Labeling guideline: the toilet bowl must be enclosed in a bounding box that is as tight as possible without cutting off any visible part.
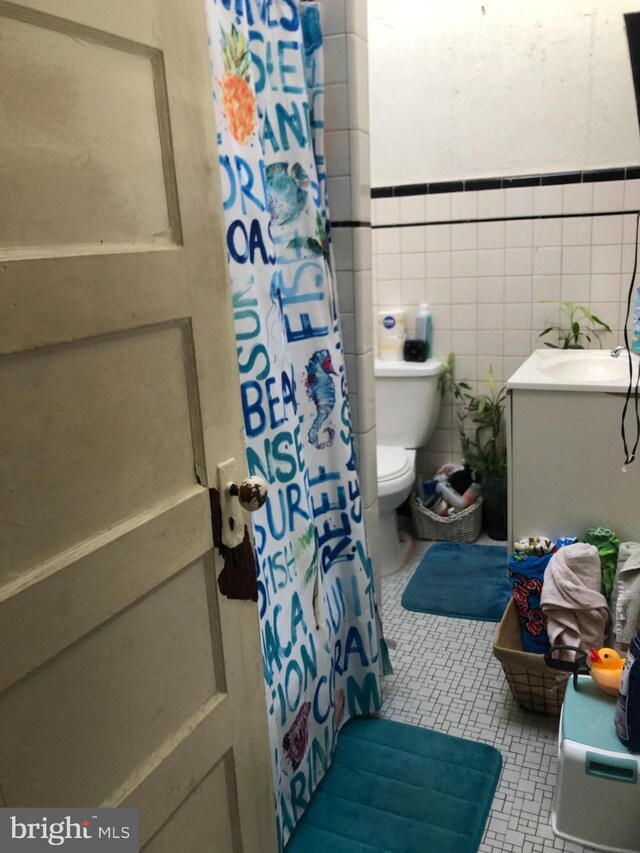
[377,445,416,573]
[374,358,441,576]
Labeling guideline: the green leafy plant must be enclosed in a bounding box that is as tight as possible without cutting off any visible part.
[438,353,507,481]
[537,301,612,349]
[437,351,459,397]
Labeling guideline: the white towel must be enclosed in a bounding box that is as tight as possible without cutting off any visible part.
[541,543,609,660]
[611,542,640,649]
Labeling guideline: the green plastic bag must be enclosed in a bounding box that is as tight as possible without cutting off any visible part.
[584,526,620,601]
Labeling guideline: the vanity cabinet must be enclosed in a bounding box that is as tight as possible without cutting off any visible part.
[507,363,640,545]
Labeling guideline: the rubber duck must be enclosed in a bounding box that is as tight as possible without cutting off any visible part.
[589,647,626,696]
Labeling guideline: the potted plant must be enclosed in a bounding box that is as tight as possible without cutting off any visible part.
[538,301,612,349]
[439,354,508,540]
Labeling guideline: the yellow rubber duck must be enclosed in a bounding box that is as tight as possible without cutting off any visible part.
[589,647,626,696]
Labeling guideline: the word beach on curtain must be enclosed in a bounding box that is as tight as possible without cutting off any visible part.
[206,0,382,847]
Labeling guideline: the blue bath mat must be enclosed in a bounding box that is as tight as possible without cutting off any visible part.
[285,717,502,853]
[401,542,510,621]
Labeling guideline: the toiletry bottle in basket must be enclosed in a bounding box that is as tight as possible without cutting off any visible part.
[435,480,466,510]
[615,626,640,752]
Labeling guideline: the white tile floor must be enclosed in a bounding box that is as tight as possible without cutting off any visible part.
[380,537,587,853]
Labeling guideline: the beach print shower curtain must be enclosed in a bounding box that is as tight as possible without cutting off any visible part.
[205,0,382,847]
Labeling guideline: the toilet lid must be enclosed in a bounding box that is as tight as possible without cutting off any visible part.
[377,445,412,483]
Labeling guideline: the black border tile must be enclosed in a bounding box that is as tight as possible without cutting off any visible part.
[502,175,541,188]
[394,183,427,197]
[428,180,463,194]
[464,178,502,191]
[626,166,640,179]
[331,221,371,229]
[371,187,393,199]
[540,172,581,186]
[586,168,625,182]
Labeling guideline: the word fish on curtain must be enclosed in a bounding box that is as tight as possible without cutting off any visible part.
[205,0,385,847]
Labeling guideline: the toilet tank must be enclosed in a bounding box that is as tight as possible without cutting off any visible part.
[374,358,441,448]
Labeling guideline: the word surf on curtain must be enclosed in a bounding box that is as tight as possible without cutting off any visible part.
[205,0,382,847]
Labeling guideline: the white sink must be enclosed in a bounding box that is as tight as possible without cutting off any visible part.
[538,351,631,383]
[508,349,640,392]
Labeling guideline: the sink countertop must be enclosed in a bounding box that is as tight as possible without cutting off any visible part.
[507,348,640,393]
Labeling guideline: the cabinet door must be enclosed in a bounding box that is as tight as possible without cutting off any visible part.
[509,389,640,541]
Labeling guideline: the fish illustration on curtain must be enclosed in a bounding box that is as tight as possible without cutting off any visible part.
[205,1,383,847]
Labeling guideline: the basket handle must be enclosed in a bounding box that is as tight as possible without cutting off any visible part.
[544,645,589,690]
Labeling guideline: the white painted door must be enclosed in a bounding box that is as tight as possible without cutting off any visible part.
[0,1,276,850]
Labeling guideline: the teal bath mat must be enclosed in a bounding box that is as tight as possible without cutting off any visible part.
[401,542,510,621]
[286,717,502,853]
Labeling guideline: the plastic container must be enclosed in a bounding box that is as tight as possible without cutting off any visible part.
[419,479,438,503]
[378,309,406,361]
[426,496,449,516]
[378,338,405,361]
[616,627,640,752]
[378,309,406,339]
[460,482,482,509]
[415,303,433,358]
[435,480,466,509]
[633,288,640,355]
[554,675,640,852]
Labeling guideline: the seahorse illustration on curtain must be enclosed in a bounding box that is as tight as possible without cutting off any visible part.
[304,349,337,449]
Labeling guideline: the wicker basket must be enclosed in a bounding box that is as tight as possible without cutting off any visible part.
[493,598,568,714]
[410,495,483,543]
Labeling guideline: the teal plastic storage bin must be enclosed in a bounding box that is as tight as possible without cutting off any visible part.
[553,676,640,852]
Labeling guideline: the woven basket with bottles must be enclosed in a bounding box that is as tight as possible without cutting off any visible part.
[410,495,483,543]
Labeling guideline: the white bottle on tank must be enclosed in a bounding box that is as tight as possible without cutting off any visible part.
[378,308,406,361]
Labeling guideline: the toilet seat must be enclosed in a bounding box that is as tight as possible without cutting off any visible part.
[377,445,412,483]
[376,446,416,508]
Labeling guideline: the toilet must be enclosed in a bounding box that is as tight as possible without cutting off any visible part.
[374,358,441,575]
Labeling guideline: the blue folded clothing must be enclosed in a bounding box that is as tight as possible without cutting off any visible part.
[508,552,553,653]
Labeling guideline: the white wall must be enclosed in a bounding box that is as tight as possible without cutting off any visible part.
[369,0,640,186]
[321,0,382,594]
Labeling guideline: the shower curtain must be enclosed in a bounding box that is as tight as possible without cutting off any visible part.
[205,0,382,847]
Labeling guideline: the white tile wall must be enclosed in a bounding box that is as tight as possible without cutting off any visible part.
[372,179,640,475]
[323,0,380,590]
[346,0,368,37]
[350,130,371,221]
[321,0,346,36]
[323,34,348,85]
[562,182,593,214]
[505,186,534,218]
[324,83,349,130]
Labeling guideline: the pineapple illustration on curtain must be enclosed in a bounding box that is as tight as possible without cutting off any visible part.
[205,0,382,847]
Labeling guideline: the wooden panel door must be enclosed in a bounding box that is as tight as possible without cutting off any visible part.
[0,1,276,850]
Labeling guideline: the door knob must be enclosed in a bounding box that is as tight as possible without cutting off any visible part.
[217,461,268,549]
[228,476,269,512]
